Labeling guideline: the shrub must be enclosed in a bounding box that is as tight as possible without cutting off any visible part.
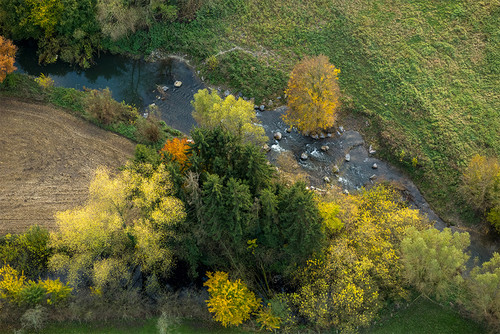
[0,265,72,307]
[487,207,500,233]
[134,144,162,166]
[462,252,500,332]
[84,88,138,125]
[18,281,46,307]
[256,304,282,331]
[157,312,181,334]
[204,271,260,327]
[34,73,54,89]
[135,104,165,144]
[460,154,500,213]
[0,225,51,278]
[0,264,25,304]
[20,305,47,332]
[39,278,73,305]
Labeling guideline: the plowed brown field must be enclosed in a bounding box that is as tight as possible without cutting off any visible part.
[0,98,135,234]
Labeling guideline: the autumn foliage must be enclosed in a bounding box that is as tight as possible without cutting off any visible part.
[283,55,340,134]
[0,36,16,83]
[160,137,191,168]
[204,271,260,327]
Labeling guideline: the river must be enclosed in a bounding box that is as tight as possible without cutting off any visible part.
[15,49,498,266]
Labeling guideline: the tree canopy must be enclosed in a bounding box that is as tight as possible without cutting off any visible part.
[283,55,341,134]
[0,35,16,83]
[192,89,268,146]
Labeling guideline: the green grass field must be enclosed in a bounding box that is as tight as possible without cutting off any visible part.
[367,298,485,334]
[118,0,499,225]
[38,318,251,334]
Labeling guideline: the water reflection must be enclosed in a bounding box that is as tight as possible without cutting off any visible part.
[15,45,204,134]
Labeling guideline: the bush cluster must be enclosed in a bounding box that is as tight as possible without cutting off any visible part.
[0,265,72,307]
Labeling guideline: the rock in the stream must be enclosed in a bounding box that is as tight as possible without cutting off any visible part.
[274,132,282,140]
[343,189,349,195]
[323,176,331,183]
[311,134,319,140]
[321,145,329,152]
[345,153,351,162]
[319,132,326,139]
[174,80,182,87]
[162,86,169,92]
[224,90,230,97]
[286,127,292,133]
[327,133,332,138]
[372,163,378,169]
[332,165,340,173]
[259,105,265,111]
[263,144,271,152]
[369,174,377,181]
[369,145,376,154]
[339,126,344,133]
[300,152,308,160]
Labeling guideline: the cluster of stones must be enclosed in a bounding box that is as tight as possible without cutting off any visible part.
[155,81,183,100]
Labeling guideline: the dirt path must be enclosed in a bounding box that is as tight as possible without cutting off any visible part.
[0,98,135,234]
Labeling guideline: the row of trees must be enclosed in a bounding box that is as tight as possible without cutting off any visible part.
[192,54,342,138]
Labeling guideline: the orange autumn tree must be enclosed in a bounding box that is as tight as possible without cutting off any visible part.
[0,36,17,83]
[160,137,191,169]
[283,55,340,135]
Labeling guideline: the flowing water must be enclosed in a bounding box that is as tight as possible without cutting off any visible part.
[15,49,498,265]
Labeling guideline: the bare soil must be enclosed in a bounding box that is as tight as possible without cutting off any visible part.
[0,98,135,235]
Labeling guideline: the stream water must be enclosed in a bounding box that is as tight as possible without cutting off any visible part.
[15,46,203,134]
[15,50,498,265]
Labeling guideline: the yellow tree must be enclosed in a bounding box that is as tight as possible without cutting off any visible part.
[0,36,16,83]
[49,164,186,292]
[283,55,341,134]
[290,185,429,331]
[192,89,268,146]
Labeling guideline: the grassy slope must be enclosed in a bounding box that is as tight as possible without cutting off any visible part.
[120,0,499,224]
